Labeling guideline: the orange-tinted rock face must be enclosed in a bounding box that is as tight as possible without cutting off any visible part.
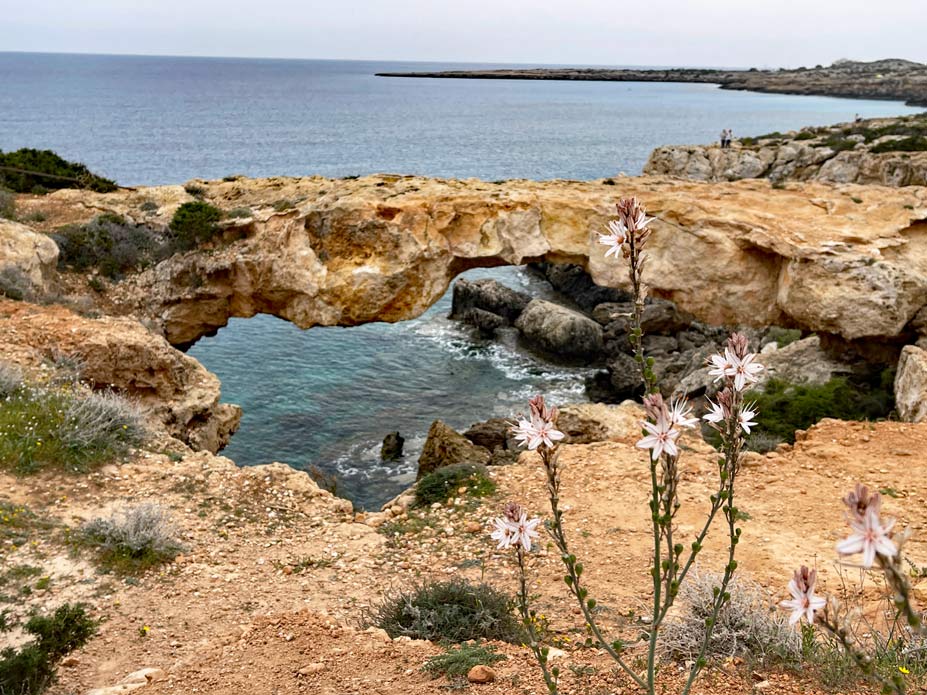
[21,174,927,344]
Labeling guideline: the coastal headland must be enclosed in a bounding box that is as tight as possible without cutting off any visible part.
[377,58,927,107]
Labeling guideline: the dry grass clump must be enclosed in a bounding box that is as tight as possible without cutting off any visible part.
[659,571,801,666]
[80,503,185,574]
[0,365,147,474]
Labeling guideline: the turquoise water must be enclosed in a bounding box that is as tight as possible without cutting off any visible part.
[1,53,921,508]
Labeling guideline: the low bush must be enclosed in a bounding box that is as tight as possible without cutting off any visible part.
[818,134,858,153]
[227,207,252,219]
[0,376,147,474]
[80,504,185,574]
[794,131,818,141]
[0,149,116,194]
[870,136,927,153]
[183,183,206,198]
[660,571,801,666]
[764,327,802,348]
[53,213,169,279]
[750,376,893,445]
[422,642,506,681]
[0,188,15,219]
[0,266,32,301]
[169,201,223,251]
[415,463,496,507]
[0,603,97,695]
[364,578,522,643]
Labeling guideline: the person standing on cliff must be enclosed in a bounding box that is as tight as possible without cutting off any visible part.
[726,128,734,147]
[720,129,727,148]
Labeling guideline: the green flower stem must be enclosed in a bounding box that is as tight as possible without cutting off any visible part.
[515,546,560,695]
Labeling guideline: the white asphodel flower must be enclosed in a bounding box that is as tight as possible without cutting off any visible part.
[511,511,541,552]
[636,416,680,460]
[490,516,516,550]
[702,399,726,424]
[707,352,733,383]
[738,406,758,434]
[511,414,565,451]
[597,220,629,259]
[780,566,826,625]
[728,350,764,391]
[836,506,898,568]
[668,398,699,429]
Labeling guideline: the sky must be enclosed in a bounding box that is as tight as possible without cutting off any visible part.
[3,0,926,68]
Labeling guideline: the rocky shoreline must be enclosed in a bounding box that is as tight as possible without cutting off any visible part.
[377,59,927,107]
[645,112,927,186]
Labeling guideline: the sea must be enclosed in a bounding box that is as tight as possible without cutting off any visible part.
[1,53,920,508]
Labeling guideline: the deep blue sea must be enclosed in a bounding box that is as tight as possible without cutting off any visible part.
[1,53,920,507]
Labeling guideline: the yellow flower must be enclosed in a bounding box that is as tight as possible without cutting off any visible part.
[899,666,910,675]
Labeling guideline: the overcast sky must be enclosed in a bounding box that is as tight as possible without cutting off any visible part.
[4,0,925,68]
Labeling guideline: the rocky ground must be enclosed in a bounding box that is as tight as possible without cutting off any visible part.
[377,59,927,107]
[2,169,927,694]
[1,407,925,695]
[645,113,927,186]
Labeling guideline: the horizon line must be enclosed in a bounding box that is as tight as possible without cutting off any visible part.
[0,49,774,72]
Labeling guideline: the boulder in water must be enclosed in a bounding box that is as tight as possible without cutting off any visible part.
[381,431,404,461]
[515,299,604,359]
[459,307,506,335]
[451,278,530,323]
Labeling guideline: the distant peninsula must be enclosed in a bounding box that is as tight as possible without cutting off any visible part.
[377,59,927,107]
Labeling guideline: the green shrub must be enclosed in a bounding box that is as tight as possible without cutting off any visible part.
[415,463,496,507]
[817,135,858,152]
[0,149,116,194]
[183,183,206,198]
[794,131,817,141]
[0,603,97,695]
[764,327,802,348]
[0,188,15,219]
[365,578,522,643]
[52,214,168,279]
[870,136,927,153]
[271,199,294,212]
[423,642,506,680]
[80,504,185,574]
[169,201,223,251]
[0,379,147,474]
[138,200,159,213]
[227,207,252,219]
[750,376,893,445]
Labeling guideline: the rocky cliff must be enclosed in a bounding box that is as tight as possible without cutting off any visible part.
[644,113,927,186]
[0,299,241,452]
[13,173,927,345]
